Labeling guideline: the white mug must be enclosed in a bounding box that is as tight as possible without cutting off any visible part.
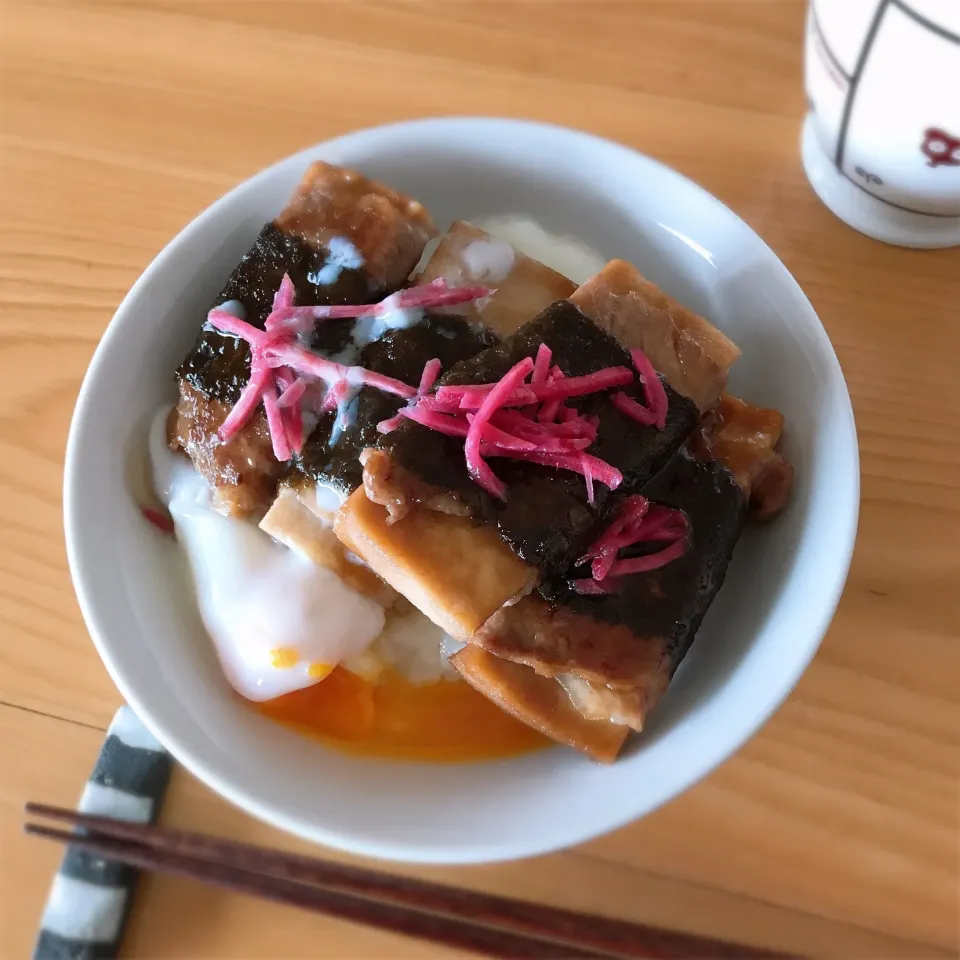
[802,0,960,248]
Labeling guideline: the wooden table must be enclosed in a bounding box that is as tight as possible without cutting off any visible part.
[1,2,957,957]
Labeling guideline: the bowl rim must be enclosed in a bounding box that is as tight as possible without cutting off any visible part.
[64,116,860,863]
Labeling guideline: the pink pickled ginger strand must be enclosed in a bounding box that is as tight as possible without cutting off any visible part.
[484,447,622,491]
[630,347,668,423]
[217,365,269,441]
[206,276,492,459]
[265,342,416,399]
[206,311,269,346]
[380,342,626,498]
[401,406,469,437]
[437,366,634,411]
[572,495,688,592]
[464,357,535,499]
[417,358,442,395]
[522,344,553,415]
[284,400,303,455]
[267,279,495,336]
[216,273,303,455]
[272,368,304,455]
[260,380,291,462]
[276,376,307,410]
[633,507,688,542]
[536,366,566,424]
[568,541,687,595]
[531,343,552,385]
[415,395,462,415]
[482,410,594,453]
[270,273,296,319]
[611,391,660,426]
[467,414,538,452]
[493,410,597,443]
[611,348,668,430]
[320,379,350,414]
[605,538,687,577]
[377,357,444,434]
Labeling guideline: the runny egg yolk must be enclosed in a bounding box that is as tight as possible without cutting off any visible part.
[254,667,549,762]
[269,647,299,669]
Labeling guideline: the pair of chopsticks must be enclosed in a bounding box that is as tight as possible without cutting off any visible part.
[26,802,797,959]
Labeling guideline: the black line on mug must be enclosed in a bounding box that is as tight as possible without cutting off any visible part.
[834,0,891,171]
[891,0,960,45]
[810,2,851,81]
[840,168,960,219]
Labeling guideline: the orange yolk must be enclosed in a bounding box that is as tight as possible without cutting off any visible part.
[253,666,549,762]
[269,646,299,669]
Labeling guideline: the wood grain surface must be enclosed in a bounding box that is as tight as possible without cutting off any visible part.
[1,1,957,957]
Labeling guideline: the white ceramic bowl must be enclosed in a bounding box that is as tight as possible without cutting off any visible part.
[65,118,859,864]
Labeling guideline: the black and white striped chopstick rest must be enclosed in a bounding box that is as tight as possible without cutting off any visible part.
[34,706,173,960]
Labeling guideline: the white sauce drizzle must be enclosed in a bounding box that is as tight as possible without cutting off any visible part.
[307,236,364,286]
[331,306,425,365]
[460,238,515,283]
[327,365,368,446]
[315,480,347,522]
[325,307,425,443]
[215,299,246,319]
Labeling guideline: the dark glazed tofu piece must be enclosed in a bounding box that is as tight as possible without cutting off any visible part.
[171,162,436,517]
[473,453,745,730]
[375,300,700,576]
[294,314,499,499]
[258,314,497,600]
[177,223,381,407]
[259,221,584,578]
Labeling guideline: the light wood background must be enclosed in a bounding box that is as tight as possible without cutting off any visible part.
[1,1,958,957]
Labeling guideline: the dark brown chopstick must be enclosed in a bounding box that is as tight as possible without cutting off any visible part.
[27,822,585,959]
[25,802,798,960]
